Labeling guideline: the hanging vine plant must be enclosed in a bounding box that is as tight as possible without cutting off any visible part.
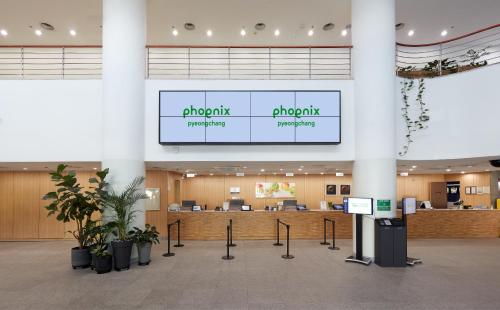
[399,77,430,156]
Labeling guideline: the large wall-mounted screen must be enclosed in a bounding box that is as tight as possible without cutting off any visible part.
[159,90,341,145]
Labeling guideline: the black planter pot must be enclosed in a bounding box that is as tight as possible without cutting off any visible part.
[94,255,113,274]
[71,247,91,269]
[111,240,133,271]
[89,245,96,270]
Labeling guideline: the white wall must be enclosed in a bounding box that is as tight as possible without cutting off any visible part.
[145,80,355,162]
[396,64,500,160]
[0,80,102,162]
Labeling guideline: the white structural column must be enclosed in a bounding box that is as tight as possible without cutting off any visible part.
[352,0,397,257]
[102,0,146,232]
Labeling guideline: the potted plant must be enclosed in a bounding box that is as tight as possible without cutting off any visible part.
[43,164,108,269]
[89,222,114,274]
[103,176,148,271]
[129,224,160,266]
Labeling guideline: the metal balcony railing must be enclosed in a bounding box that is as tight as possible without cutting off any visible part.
[396,24,500,79]
[0,45,352,80]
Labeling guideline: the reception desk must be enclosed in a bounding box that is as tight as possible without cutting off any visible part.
[165,209,500,240]
[167,210,352,240]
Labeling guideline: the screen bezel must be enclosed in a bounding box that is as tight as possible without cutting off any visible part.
[158,90,342,145]
[346,197,374,215]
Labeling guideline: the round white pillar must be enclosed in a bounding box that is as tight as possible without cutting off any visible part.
[352,0,397,257]
[102,0,146,233]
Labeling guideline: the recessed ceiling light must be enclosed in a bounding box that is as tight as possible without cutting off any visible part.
[485,169,490,172]
[441,29,448,36]
[308,28,314,36]
[400,172,409,177]
[273,172,277,175]
[320,172,324,175]
[93,167,97,170]
[209,173,214,176]
[260,168,265,172]
[460,171,465,174]
[35,29,42,36]
[274,29,280,36]
[240,28,246,36]
[341,29,348,36]
[172,27,178,36]
[446,168,452,172]
[408,30,415,37]
[255,23,266,31]
[243,166,247,169]
[304,172,309,175]
[322,23,335,31]
[0,29,8,36]
[23,167,28,170]
[412,165,417,169]
[298,168,303,171]
[69,29,76,36]
[184,22,195,31]
[206,29,213,37]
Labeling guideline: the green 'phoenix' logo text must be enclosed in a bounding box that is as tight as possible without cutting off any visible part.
[272,105,320,118]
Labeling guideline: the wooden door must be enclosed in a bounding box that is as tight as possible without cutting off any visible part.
[430,182,447,209]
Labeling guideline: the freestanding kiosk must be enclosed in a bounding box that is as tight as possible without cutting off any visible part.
[345,197,374,266]
[402,197,423,266]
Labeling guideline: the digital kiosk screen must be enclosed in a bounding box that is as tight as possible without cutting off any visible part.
[345,198,373,215]
[403,197,417,215]
[159,91,341,144]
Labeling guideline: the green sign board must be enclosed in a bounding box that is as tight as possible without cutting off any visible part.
[377,199,391,212]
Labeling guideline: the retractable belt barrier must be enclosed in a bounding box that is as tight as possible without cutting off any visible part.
[320,218,340,251]
[273,219,294,259]
[163,219,183,257]
[222,220,235,260]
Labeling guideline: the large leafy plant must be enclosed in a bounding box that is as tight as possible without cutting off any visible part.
[129,224,160,245]
[88,221,115,257]
[103,176,148,241]
[43,164,109,249]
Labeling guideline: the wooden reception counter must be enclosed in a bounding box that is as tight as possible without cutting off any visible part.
[167,210,352,240]
[166,209,500,240]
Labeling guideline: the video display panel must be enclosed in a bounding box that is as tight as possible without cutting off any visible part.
[159,90,341,144]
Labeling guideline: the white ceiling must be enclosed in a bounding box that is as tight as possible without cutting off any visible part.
[1,158,498,175]
[0,0,499,45]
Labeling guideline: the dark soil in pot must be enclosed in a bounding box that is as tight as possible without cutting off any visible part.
[71,247,91,269]
[111,240,133,271]
[94,255,113,274]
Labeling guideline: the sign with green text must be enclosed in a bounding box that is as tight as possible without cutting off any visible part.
[377,199,391,212]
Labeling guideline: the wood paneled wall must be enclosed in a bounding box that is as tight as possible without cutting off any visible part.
[445,172,491,207]
[397,174,445,201]
[181,174,353,210]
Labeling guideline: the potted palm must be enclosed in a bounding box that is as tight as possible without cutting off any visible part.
[43,164,108,269]
[103,176,148,271]
[129,224,160,266]
[89,222,114,274]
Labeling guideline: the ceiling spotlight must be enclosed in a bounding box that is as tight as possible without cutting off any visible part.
[320,172,324,175]
[40,22,55,31]
[35,29,42,36]
[341,29,348,36]
[172,27,178,36]
[0,29,8,36]
[260,168,265,172]
[400,172,409,177]
[304,172,309,175]
[274,29,280,36]
[23,167,28,170]
[441,29,448,37]
[485,169,490,172]
[209,173,214,176]
[446,168,452,172]
[69,29,76,36]
[206,29,213,37]
[240,28,246,36]
[93,167,97,170]
[308,28,314,36]
[412,165,417,169]
[408,30,415,37]
[298,168,303,171]
[273,172,277,175]
[460,171,465,174]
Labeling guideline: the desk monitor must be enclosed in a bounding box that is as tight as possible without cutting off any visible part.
[192,205,202,211]
[345,197,373,215]
[403,197,417,215]
[182,200,196,208]
[283,200,297,207]
[241,205,252,211]
[229,199,244,211]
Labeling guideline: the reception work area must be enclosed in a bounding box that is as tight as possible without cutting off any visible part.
[1,0,500,309]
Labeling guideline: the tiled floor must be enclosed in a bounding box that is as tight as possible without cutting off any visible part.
[1,239,500,309]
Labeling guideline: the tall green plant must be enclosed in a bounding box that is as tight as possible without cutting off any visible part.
[103,176,148,241]
[43,164,109,249]
[88,221,115,257]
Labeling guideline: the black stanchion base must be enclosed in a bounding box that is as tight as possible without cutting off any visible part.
[162,252,175,257]
[222,255,235,260]
[281,254,294,259]
[407,257,423,266]
[173,244,184,247]
[228,243,237,247]
[273,242,283,246]
[320,242,330,245]
[345,255,371,265]
[328,246,340,251]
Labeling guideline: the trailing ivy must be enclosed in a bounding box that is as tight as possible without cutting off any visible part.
[399,78,429,156]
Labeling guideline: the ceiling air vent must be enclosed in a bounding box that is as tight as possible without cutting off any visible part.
[255,23,266,31]
[40,22,55,31]
[184,23,195,31]
[322,23,335,31]
[395,23,405,30]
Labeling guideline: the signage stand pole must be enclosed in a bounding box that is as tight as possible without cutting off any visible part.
[345,214,372,265]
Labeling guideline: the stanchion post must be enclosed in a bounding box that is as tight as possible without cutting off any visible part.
[222,225,235,260]
[173,219,184,247]
[162,223,175,257]
[328,220,340,251]
[273,219,283,246]
[320,218,330,245]
[228,219,236,247]
[281,224,294,259]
